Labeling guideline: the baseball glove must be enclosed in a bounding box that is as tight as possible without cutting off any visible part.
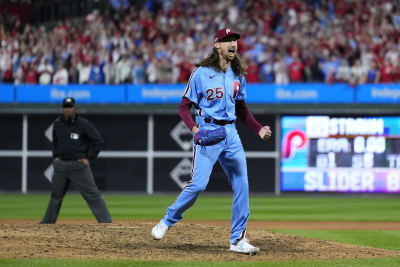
[194,127,226,146]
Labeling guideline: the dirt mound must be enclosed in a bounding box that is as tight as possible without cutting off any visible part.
[0,221,399,261]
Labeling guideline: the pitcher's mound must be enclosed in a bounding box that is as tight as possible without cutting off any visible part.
[1,222,399,261]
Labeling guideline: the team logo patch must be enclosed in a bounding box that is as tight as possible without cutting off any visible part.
[70,133,79,140]
[226,29,230,34]
[233,80,240,99]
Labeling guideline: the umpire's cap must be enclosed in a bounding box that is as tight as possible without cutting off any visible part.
[62,97,76,108]
[214,28,240,43]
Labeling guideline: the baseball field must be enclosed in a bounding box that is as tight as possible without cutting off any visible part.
[1,194,400,266]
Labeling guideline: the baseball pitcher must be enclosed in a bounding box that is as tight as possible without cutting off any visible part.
[152,28,271,254]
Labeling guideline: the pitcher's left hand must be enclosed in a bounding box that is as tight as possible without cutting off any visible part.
[259,126,272,140]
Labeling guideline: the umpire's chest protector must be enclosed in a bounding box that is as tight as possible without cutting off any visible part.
[184,66,247,121]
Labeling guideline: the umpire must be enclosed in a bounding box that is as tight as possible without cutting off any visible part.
[41,97,112,224]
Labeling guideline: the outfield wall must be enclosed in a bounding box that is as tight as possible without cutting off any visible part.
[0,113,277,194]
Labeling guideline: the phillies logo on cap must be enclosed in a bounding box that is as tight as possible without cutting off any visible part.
[214,28,241,43]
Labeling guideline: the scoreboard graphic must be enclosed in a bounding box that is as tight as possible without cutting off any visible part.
[281,116,400,193]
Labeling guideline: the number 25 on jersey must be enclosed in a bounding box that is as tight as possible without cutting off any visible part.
[206,87,223,100]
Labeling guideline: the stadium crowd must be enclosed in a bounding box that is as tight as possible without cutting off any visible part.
[0,0,400,85]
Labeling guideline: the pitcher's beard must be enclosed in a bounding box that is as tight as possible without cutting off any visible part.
[224,53,235,62]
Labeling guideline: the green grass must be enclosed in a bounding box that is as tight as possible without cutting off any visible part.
[275,229,400,251]
[0,193,400,266]
[0,194,399,221]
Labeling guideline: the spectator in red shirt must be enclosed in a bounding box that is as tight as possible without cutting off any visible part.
[245,58,259,83]
[380,58,394,83]
[3,64,14,83]
[288,53,304,82]
[177,58,192,83]
[25,62,38,84]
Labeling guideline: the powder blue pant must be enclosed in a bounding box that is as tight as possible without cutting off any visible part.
[163,123,249,244]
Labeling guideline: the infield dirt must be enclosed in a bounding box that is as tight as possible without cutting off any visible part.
[1,220,400,261]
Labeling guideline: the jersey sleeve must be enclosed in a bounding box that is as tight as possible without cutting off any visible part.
[235,100,262,135]
[178,97,196,131]
[182,68,201,105]
[236,75,247,100]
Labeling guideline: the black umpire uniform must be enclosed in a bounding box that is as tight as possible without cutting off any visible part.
[41,97,112,224]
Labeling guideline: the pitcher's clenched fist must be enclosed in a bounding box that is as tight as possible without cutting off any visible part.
[259,126,272,140]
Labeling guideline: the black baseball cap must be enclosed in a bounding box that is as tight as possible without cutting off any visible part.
[62,97,76,108]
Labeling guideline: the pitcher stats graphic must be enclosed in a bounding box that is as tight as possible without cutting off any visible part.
[280,116,400,193]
